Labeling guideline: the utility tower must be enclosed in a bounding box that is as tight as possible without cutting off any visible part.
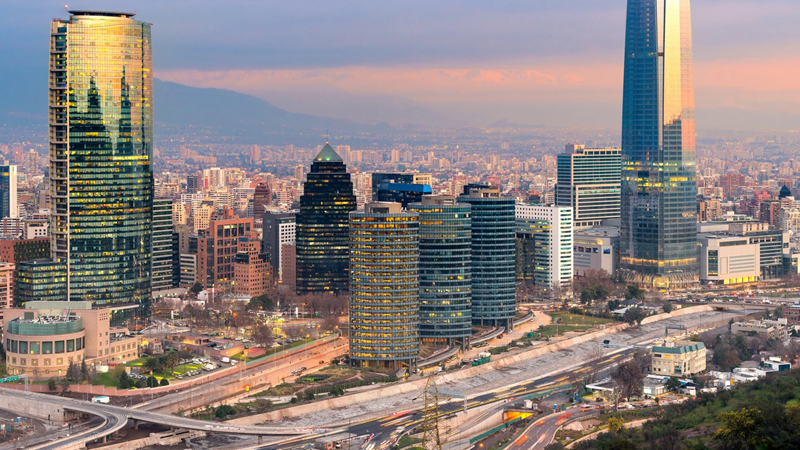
[421,375,449,450]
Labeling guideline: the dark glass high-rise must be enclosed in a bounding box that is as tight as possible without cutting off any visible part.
[296,144,357,294]
[620,0,697,288]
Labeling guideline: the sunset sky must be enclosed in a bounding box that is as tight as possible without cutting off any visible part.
[3,0,799,129]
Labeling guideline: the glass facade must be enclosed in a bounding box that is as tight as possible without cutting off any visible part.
[16,260,68,305]
[49,11,153,309]
[0,165,18,219]
[377,182,432,208]
[296,144,357,294]
[152,199,174,292]
[459,187,516,329]
[556,147,621,228]
[349,205,419,369]
[409,197,472,345]
[620,0,697,288]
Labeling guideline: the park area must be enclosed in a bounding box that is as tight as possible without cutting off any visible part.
[536,312,614,339]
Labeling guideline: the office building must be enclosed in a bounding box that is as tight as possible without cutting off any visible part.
[459,186,516,329]
[180,254,197,287]
[619,0,698,288]
[296,144,357,294]
[516,205,574,295]
[250,145,261,163]
[233,237,271,298]
[197,215,253,290]
[556,145,620,228]
[0,165,18,219]
[783,301,800,326]
[49,11,153,314]
[4,301,142,378]
[370,173,432,199]
[377,182,432,208]
[253,182,272,217]
[349,203,419,370]
[409,195,472,347]
[731,320,788,341]
[0,263,13,322]
[152,199,174,292]
[574,227,619,277]
[698,222,788,285]
[651,341,706,377]
[16,259,68,305]
[262,211,296,282]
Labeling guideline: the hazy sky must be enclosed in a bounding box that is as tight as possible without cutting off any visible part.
[3,0,800,128]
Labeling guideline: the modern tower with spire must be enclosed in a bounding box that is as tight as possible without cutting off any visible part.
[619,0,698,289]
[46,10,153,319]
[296,143,357,294]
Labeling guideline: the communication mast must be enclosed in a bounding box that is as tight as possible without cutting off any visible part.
[421,375,449,450]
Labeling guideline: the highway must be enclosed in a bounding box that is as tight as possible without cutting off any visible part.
[256,350,635,450]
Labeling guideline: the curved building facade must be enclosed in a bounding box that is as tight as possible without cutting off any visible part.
[459,186,516,329]
[5,315,86,378]
[296,144,357,294]
[409,195,472,347]
[349,203,419,370]
[49,11,153,313]
[619,0,698,288]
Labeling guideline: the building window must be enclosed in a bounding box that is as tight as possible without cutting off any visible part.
[43,342,53,354]
[20,359,25,366]
[19,342,28,354]
[76,338,82,351]
[55,341,64,353]
[44,359,50,366]
[56,358,63,365]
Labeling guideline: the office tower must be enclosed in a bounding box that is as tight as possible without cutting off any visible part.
[0,166,18,219]
[253,182,272,216]
[620,0,697,288]
[233,236,271,297]
[409,195,472,348]
[376,181,432,208]
[197,216,253,289]
[516,205,574,295]
[459,186,516,330]
[370,173,431,199]
[186,174,200,194]
[556,145,621,228]
[250,145,261,163]
[262,211,296,282]
[349,203,419,370]
[296,144,357,294]
[152,199,174,292]
[49,11,153,312]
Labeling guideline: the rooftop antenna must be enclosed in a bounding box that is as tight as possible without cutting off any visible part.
[64,4,68,11]
[325,130,329,144]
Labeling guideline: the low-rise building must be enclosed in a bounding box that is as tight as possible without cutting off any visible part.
[651,341,706,377]
[731,319,788,341]
[784,300,800,326]
[3,301,141,379]
[573,226,619,277]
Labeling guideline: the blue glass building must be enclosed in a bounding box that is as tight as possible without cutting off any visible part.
[376,182,432,208]
[459,186,516,330]
[620,0,698,288]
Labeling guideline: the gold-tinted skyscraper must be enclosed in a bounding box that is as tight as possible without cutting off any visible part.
[620,0,697,288]
[49,11,153,311]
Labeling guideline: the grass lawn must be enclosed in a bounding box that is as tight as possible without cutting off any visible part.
[397,435,422,449]
[92,361,204,387]
[550,312,613,326]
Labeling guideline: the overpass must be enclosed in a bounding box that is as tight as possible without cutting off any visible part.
[1,390,307,449]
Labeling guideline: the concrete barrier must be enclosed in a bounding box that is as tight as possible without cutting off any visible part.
[105,429,205,450]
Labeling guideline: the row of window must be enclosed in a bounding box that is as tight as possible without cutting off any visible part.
[7,337,83,355]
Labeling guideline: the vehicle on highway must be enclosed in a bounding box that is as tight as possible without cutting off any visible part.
[91,396,109,404]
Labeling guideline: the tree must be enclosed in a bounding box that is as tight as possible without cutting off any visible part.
[58,377,70,397]
[665,377,681,391]
[118,371,132,389]
[662,302,673,314]
[607,299,622,311]
[163,351,180,375]
[248,294,274,311]
[215,404,237,418]
[608,417,625,434]
[80,359,89,384]
[190,282,204,295]
[47,378,57,392]
[159,378,170,387]
[322,314,340,333]
[143,356,162,375]
[254,398,273,413]
[252,323,274,348]
[714,408,762,446]
[613,360,643,401]
[623,307,647,326]
[66,361,82,383]
[146,376,159,388]
[624,285,645,301]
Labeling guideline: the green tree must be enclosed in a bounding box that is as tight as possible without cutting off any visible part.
[146,376,159,388]
[247,294,274,311]
[190,282,204,295]
[159,378,170,387]
[665,377,681,391]
[623,307,647,326]
[714,408,761,446]
[613,360,643,401]
[143,356,162,375]
[624,285,645,301]
[163,351,180,375]
[80,359,89,383]
[58,377,70,396]
[608,417,625,434]
[662,302,673,313]
[215,404,237,418]
[47,378,57,392]
[118,371,132,389]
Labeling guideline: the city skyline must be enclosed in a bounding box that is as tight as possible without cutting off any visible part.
[1,1,799,131]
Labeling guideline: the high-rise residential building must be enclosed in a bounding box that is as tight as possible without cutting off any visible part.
[49,11,153,316]
[186,174,200,194]
[349,202,419,370]
[152,199,174,292]
[377,182,432,208]
[556,145,621,228]
[25,150,40,178]
[619,0,697,288]
[0,166,18,219]
[250,145,261,163]
[459,186,516,329]
[296,144,357,294]
[172,202,187,226]
[194,202,215,233]
[253,182,272,217]
[517,205,575,295]
[262,211,296,282]
[197,216,253,290]
[233,236,271,297]
[409,195,472,348]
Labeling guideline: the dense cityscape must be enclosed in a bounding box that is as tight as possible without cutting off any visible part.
[0,2,799,450]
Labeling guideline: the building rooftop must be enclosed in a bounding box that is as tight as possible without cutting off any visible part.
[68,10,136,18]
[313,143,343,163]
[653,342,705,354]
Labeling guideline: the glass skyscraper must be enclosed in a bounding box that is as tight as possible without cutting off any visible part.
[459,186,516,330]
[49,11,153,311]
[556,145,621,229]
[349,203,419,370]
[0,165,18,220]
[620,0,697,288]
[409,195,472,348]
[296,144,357,294]
[152,199,174,292]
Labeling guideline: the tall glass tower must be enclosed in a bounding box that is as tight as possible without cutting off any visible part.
[620,0,697,289]
[296,144,357,294]
[49,11,153,311]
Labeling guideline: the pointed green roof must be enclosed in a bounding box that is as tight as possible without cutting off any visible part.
[314,143,343,163]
